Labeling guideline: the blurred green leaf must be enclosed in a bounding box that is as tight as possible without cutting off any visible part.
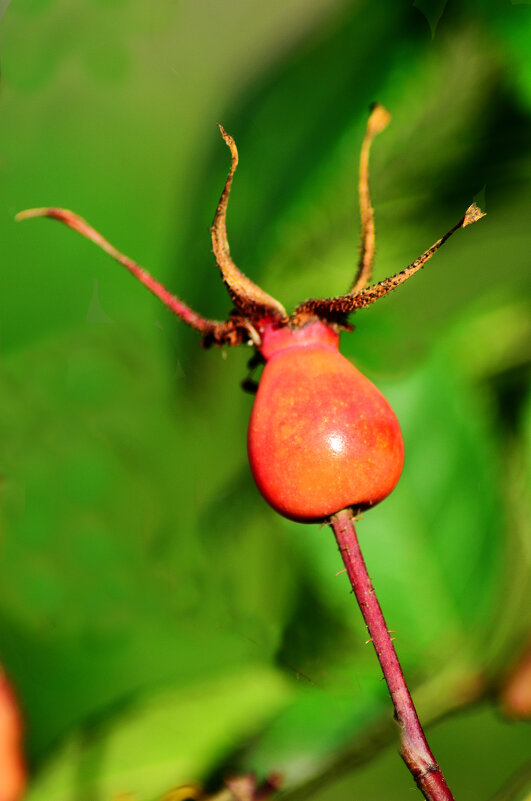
[0,327,282,762]
[486,3,531,110]
[25,665,291,801]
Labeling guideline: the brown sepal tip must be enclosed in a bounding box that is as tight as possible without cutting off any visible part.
[367,103,391,136]
[462,202,486,227]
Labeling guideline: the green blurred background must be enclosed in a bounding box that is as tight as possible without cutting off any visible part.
[0,1,530,799]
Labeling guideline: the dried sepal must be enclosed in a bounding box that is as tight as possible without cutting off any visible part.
[351,102,391,293]
[294,203,486,323]
[15,208,219,332]
[17,110,487,348]
[15,207,254,347]
[211,126,287,321]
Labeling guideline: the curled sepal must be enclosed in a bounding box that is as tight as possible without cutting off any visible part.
[15,207,254,347]
[294,203,486,323]
[211,126,287,321]
[352,102,391,293]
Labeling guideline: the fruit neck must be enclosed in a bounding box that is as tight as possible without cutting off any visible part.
[257,318,340,361]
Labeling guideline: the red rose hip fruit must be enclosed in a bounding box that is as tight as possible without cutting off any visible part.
[248,319,404,522]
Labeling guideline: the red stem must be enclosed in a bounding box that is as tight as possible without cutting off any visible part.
[330,508,455,801]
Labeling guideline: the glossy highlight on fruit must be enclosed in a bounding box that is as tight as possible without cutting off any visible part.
[248,320,404,522]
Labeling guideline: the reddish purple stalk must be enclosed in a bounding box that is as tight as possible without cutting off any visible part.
[331,508,455,801]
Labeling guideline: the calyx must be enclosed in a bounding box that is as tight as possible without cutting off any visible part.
[17,105,485,349]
